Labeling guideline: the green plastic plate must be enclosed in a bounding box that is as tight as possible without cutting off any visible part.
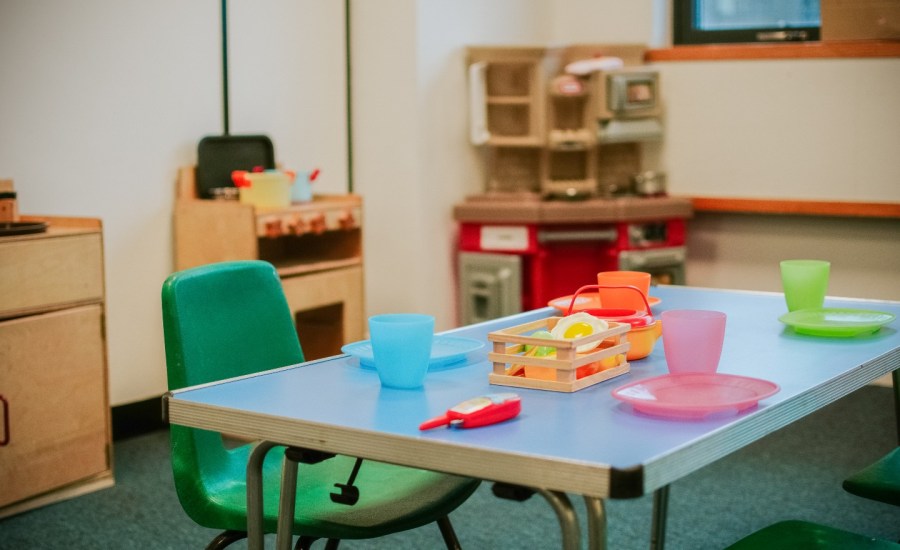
[778,308,896,337]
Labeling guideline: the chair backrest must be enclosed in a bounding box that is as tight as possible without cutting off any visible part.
[161,260,304,528]
[162,260,304,391]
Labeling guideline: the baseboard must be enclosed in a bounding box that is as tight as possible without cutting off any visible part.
[111,396,167,441]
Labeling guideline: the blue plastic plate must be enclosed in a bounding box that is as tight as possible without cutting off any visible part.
[342,335,485,371]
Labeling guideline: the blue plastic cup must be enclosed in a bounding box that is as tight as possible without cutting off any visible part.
[368,314,434,389]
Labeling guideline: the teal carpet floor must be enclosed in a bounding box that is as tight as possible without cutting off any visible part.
[1,385,898,549]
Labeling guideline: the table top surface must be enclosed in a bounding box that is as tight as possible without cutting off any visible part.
[166,286,900,499]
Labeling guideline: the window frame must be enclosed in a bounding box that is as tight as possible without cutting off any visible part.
[673,0,821,46]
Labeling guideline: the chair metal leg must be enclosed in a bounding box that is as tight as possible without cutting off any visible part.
[534,488,580,550]
[247,441,278,550]
[584,496,607,550]
[206,529,248,550]
[436,516,462,550]
[650,485,670,550]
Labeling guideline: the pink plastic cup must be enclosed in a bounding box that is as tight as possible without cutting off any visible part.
[661,309,726,374]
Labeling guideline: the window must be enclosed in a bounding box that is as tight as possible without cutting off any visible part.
[674,0,821,45]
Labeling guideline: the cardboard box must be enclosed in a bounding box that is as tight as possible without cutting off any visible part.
[821,0,900,41]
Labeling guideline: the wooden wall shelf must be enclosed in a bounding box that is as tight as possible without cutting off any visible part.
[691,197,900,219]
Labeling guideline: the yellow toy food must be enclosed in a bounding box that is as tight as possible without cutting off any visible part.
[550,312,609,352]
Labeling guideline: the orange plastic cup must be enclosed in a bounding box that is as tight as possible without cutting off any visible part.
[596,271,651,311]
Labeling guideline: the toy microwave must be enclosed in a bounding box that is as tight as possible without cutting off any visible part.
[595,69,662,143]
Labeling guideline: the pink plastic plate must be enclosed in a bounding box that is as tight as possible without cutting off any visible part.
[611,373,780,420]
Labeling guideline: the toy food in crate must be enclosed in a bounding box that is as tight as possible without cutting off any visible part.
[487,312,631,393]
[555,284,662,361]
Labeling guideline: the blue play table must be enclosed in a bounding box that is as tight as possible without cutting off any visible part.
[166,286,900,549]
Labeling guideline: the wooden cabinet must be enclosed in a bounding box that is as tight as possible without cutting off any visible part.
[0,216,113,518]
[173,168,365,359]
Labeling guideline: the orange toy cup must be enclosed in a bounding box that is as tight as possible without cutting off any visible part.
[596,271,652,311]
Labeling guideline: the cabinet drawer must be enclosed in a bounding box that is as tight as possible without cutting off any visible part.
[0,232,103,318]
[0,305,110,508]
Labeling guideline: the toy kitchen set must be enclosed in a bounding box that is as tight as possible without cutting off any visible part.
[455,44,692,325]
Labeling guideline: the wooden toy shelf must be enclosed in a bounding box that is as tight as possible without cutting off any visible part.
[174,167,361,275]
[173,167,365,360]
[487,317,630,393]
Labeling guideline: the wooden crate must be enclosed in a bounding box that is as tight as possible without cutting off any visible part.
[487,317,630,392]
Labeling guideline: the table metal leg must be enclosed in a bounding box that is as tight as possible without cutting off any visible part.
[276,453,300,550]
[650,485,670,550]
[892,369,899,444]
[247,441,278,550]
[534,489,580,550]
[274,448,336,550]
[275,453,299,550]
[583,496,607,550]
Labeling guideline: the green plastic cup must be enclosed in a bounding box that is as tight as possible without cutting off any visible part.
[780,260,830,312]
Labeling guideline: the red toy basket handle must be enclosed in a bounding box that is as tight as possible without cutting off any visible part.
[565,284,652,316]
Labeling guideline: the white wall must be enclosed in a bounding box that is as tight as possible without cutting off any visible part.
[351,0,551,329]
[687,214,900,300]
[655,58,900,203]
[659,56,900,300]
[0,0,347,406]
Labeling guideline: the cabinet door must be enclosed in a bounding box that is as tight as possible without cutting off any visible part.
[0,305,110,507]
[280,266,364,360]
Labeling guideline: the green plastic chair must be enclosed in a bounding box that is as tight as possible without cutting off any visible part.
[843,372,900,509]
[843,446,900,508]
[728,375,900,549]
[725,520,900,549]
[162,260,480,550]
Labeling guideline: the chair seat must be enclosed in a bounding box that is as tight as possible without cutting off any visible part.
[726,520,900,549]
[178,433,480,540]
[843,447,900,507]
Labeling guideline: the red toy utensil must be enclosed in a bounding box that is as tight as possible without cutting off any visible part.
[419,393,521,431]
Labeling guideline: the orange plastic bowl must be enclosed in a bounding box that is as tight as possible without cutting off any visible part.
[625,320,662,360]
